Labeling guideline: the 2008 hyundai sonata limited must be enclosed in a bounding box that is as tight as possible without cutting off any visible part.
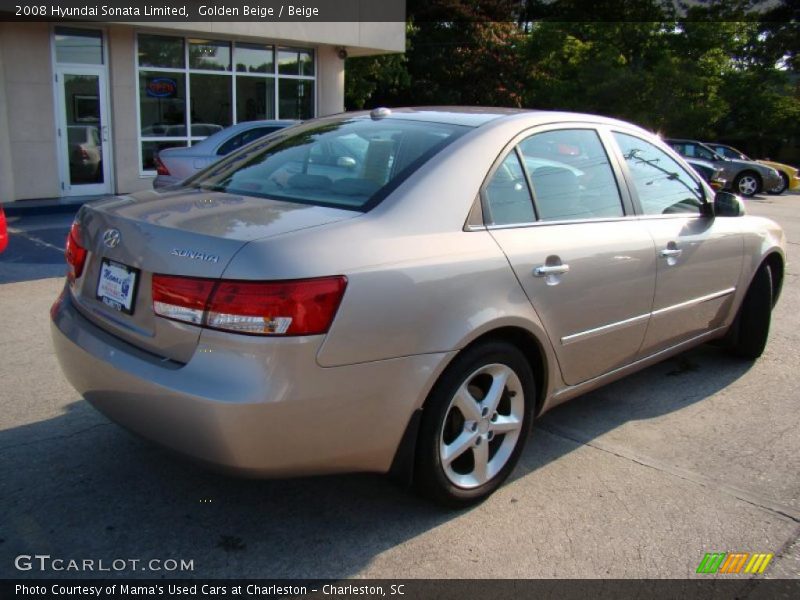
[51,107,785,506]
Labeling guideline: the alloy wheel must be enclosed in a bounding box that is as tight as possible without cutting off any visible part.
[737,175,758,196]
[439,363,524,489]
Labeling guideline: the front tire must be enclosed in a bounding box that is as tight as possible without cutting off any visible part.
[734,171,761,197]
[415,341,534,507]
[767,173,789,195]
[729,264,773,359]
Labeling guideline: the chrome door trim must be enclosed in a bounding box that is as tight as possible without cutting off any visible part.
[548,326,729,409]
[560,287,736,346]
[561,312,650,346]
[651,287,736,317]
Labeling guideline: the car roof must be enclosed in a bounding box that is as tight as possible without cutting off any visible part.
[705,142,742,152]
[343,106,530,127]
[664,138,707,144]
[339,107,654,133]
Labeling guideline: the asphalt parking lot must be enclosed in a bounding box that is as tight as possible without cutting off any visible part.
[0,194,798,579]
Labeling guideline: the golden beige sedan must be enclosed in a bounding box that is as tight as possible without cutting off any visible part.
[51,108,786,506]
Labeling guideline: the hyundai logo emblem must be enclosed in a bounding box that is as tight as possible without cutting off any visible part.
[103,228,121,249]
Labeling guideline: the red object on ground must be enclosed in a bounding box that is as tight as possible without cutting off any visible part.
[0,205,8,253]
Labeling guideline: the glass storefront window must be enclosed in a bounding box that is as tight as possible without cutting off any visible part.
[278,47,314,76]
[237,77,275,121]
[138,34,184,69]
[189,39,231,71]
[190,74,232,128]
[137,34,314,172]
[279,79,314,120]
[139,72,186,137]
[235,43,273,73]
[55,28,103,65]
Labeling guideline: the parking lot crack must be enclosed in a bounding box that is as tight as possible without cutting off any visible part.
[539,424,800,525]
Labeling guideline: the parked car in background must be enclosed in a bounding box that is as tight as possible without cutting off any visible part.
[684,157,727,190]
[706,143,800,195]
[67,125,102,183]
[665,138,782,197]
[0,204,7,253]
[52,108,786,507]
[153,120,298,188]
[141,123,224,137]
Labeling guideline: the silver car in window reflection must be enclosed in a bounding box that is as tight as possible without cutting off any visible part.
[52,108,785,506]
[152,120,298,188]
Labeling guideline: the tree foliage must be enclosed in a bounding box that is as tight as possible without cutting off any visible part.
[344,0,800,160]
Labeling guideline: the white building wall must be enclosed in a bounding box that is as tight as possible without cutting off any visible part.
[0,22,61,200]
[317,45,345,116]
[0,21,403,201]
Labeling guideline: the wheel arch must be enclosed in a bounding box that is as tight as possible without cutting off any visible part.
[450,326,550,418]
[763,251,784,307]
[389,324,552,485]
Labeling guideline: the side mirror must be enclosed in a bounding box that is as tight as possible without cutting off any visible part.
[713,191,745,217]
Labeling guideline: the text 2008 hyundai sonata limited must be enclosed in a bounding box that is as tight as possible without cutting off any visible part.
[51,108,785,506]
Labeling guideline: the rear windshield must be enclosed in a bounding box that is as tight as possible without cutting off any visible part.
[188,118,469,211]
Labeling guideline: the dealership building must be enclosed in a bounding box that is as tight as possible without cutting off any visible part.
[0,21,404,202]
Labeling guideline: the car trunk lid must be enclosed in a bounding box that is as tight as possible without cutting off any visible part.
[69,188,357,363]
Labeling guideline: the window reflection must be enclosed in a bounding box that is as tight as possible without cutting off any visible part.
[189,39,231,71]
[55,28,103,65]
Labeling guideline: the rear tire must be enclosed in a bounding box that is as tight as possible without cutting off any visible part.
[767,173,789,195]
[414,341,534,508]
[734,171,761,197]
[728,265,773,359]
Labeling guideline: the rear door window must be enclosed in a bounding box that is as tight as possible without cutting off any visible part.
[518,129,624,221]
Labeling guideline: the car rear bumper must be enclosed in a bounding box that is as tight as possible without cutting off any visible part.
[51,286,450,476]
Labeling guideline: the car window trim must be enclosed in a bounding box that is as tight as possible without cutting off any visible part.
[514,145,540,222]
[479,123,634,229]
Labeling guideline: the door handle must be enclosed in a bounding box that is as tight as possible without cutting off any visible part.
[534,264,570,277]
[659,248,682,258]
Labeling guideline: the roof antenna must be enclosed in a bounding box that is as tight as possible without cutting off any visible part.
[370,107,391,120]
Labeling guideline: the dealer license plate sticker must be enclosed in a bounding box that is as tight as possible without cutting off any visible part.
[96,259,138,314]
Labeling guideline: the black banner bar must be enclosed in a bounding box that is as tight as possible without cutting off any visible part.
[0,1,406,23]
[2,579,800,600]
[1,0,795,23]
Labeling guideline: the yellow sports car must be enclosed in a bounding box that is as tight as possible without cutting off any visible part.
[707,143,799,195]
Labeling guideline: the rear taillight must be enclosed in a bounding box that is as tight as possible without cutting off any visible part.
[152,275,215,325]
[65,220,87,281]
[151,275,347,336]
[154,156,170,176]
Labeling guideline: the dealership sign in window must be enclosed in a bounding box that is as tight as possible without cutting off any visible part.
[145,78,178,98]
[136,34,315,171]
